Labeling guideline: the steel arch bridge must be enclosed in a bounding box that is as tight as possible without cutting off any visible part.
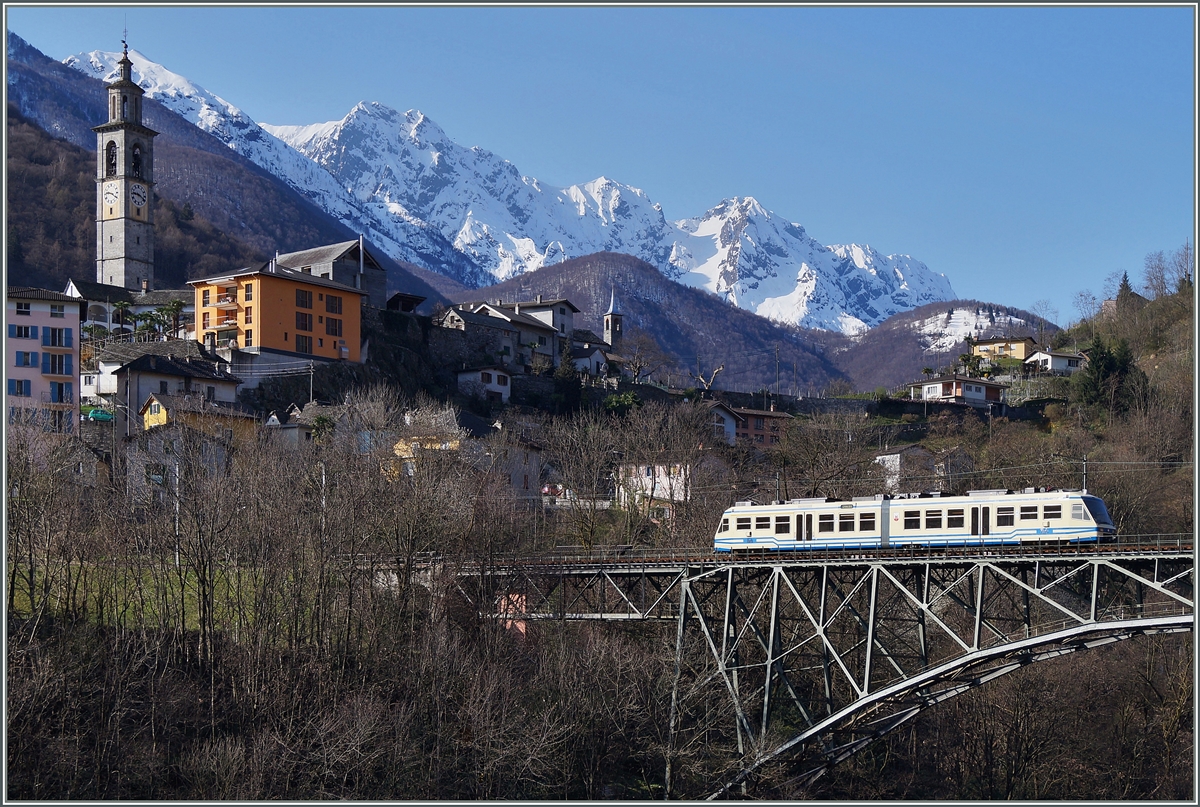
[453,540,1193,798]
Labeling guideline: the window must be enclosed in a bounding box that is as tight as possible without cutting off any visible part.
[44,352,67,377]
[904,510,921,530]
[45,328,67,347]
[736,517,751,531]
[149,402,161,415]
[244,307,252,324]
[481,372,493,383]
[497,374,508,386]
[50,305,64,318]
[296,289,313,309]
[296,335,312,354]
[947,509,965,528]
[11,325,33,339]
[163,439,174,455]
[15,302,30,316]
[719,519,729,533]
[146,463,167,486]
[839,513,855,532]
[48,382,69,403]
[325,317,342,337]
[754,417,765,429]
[925,510,942,529]
[202,312,210,329]
[202,289,211,306]
[206,386,216,401]
[755,516,771,531]
[537,335,547,346]
[296,312,313,331]
[244,283,253,302]
[775,516,790,534]
[997,507,1015,526]
[1019,506,1038,520]
[1072,504,1085,520]
[245,330,253,347]
[7,380,31,397]
[15,352,35,367]
[326,294,342,314]
[753,434,764,443]
[1043,505,1062,520]
[818,514,835,533]
[159,381,169,394]
[105,141,117,176]
[859,512,876,532]
[131,144,142,178]
[770,435,780,444]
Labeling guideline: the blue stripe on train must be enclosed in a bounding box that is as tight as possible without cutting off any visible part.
[715,529,1101,552]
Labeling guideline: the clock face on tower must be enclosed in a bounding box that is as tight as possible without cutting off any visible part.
[103,182,119,206]
[130,183,148,208]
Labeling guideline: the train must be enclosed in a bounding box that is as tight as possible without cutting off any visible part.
[713,488,1116,552]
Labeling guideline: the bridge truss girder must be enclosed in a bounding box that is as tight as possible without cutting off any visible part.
[484,551,1193,798]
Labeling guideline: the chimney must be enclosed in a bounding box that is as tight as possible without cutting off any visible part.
[536,294,542,304]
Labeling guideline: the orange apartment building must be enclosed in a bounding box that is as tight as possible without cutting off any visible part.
[189,262,365,363]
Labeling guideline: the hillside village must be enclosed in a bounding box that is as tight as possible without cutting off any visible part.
[6,35,1195,804]
[6,44,1177,517]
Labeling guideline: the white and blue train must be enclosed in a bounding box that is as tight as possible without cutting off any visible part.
[713,488,1116,552]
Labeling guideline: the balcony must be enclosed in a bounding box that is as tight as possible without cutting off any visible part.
[213,293,239,310]
[40,390,75,406]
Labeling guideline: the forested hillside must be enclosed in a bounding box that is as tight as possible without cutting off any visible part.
[6,104,267,290]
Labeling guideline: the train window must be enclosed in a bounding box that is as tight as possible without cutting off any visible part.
[756,516,772,530]
[818,514,834,533]
[997,507,1015,526]
[860,512,875,532]
[775,516,791,534]
[925,510,942,529]
[719,519,729,533]
[947,509,965,528]
[736,517,751,531]
[1020,506,1038,520]
[1072,504,1085,520]
[839,513,855,532]
[903,510,920,530]
[1044,505,1062,520]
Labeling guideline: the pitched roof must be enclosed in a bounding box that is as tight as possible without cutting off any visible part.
[142,392,257,420]
[65,278,192,305]
[189,261,366,295]
[572,328,608,346]
[915,373,1009,388]
[472,304,556,332]
[440,307,520,332]
[275,240,385,272]
[98,339,212,365]
[8,286,79,302]
[117,353,242,384]
[730,406,795,419]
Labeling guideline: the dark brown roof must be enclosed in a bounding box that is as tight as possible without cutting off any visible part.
[117,353,242,384]
[65,279,192,306]
[98,339,212,365]
[143,393,256,420]
[9,286,80,302]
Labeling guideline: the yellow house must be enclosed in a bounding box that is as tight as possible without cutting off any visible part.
[139,392,259,443]
[971,337,1038,362]
[189,261,365,363]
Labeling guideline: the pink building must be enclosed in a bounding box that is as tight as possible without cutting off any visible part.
[7,288,84,434]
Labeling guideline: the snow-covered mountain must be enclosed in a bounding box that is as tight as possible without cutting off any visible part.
[64,48,955,335]
[910,305,1034,353]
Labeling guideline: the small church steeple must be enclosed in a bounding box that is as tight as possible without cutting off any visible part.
[603,287,623,348]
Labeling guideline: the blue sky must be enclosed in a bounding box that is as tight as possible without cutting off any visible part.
[6,5,1196,325]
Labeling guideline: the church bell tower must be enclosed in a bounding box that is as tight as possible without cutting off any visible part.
[94,40,157,290]
[603,287,623,349]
